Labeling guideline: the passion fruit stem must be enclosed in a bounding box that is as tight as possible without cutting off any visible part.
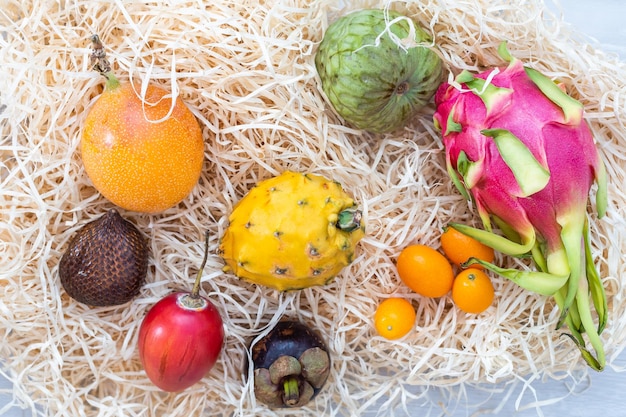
[89,34,120,90]
[283,377,300,406]
[336,207,363,232]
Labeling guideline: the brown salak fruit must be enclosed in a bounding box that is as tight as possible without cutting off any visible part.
[59,209,149,306]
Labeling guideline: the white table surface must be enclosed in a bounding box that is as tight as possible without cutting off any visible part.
[2,1,625,416]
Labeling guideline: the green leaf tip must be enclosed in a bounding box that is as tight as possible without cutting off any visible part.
[595,156,608,218]
[584,219,608,334]
[445,107,463,136]
[556,208,589,328]
[455,151,484,191]
[524,67,584,125]
[446,157,470,201]
[497,41,514,63]
[457,71,513,115]
[560,333,605,372]
[455,70,475,84]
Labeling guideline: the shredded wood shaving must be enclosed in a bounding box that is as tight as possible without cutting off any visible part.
[1,0,625,415]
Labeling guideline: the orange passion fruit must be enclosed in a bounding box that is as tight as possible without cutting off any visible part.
[81,35,204,213]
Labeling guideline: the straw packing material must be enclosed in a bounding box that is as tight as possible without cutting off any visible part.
[1,0,625,415]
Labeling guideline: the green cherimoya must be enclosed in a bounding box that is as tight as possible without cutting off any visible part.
[315,9,443,133]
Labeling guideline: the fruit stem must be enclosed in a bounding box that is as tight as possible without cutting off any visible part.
[336,207,363,232]
[191,230,210,298]
[282,377,300,406]
[89,34,120,90]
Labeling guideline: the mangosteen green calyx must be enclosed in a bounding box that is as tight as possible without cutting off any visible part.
[315,9,443,133]
[59,209,149,306]
[250,320,331,408]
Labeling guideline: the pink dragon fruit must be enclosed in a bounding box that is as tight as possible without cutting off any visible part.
[433,42,608,370]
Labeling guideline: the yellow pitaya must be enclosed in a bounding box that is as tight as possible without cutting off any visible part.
[219,171,365,291]
[433,43,608,370]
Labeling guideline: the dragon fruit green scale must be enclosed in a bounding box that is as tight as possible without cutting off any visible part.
[218,171,365,291]
[315,9,443,133]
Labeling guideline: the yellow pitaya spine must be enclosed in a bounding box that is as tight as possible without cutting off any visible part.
[219,171,365,291]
